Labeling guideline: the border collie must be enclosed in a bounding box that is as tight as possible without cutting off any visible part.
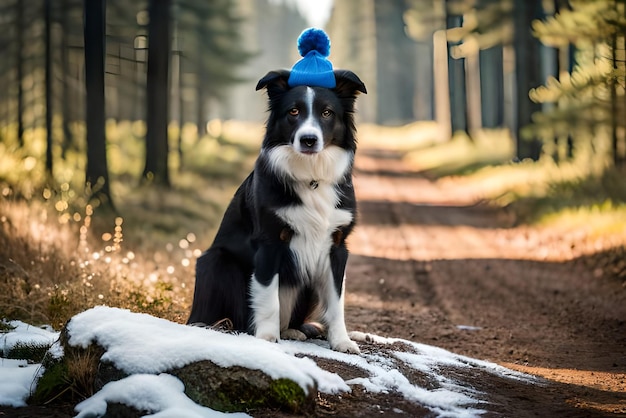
[188,69,366,354]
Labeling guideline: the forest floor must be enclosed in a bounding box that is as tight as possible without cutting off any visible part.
[1,140,626,417]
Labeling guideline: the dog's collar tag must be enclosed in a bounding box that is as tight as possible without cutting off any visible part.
[309,180,319,190]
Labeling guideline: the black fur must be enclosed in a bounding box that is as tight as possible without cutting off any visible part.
[188,69,366,343]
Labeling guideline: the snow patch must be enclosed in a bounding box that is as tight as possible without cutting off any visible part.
[66,306,347,395]
[1,320,59,356]
[74,373,250,418]
[0,358,43,407]
[282,338,490,416]
[1,307,539,417]
[0,321,59,407]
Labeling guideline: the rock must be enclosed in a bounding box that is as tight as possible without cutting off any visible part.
[170,361,314,413]
[33,319,315,414]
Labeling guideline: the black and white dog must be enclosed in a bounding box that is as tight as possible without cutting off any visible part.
[188,68,366,354]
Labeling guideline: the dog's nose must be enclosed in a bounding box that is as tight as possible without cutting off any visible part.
[300,136,318,149]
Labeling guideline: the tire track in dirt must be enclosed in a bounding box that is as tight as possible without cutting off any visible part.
[345,147,626,416]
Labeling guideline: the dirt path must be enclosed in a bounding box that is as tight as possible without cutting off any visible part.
[345,148,626,416]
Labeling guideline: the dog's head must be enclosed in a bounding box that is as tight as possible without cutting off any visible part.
[256,69,366,156]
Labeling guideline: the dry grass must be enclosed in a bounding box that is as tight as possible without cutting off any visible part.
[0,198,195,328]
[0,120,258,328]
[64,346,104,399]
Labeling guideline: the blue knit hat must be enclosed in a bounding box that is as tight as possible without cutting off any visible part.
[288,28,336,89]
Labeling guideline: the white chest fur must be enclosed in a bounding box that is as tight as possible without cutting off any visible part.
[275,182,352,281]
[262,141,354,282]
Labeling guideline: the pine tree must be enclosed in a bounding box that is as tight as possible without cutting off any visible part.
[531,0,626,166]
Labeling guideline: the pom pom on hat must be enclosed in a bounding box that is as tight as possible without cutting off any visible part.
[288,28,336,88]
[297,28,331,57]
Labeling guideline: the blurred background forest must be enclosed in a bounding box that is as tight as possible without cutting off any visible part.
[0,0,625,201]
[0,0,625,326]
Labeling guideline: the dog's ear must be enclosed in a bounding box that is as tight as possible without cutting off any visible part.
[256,70,291,94]
[333,70,367,97]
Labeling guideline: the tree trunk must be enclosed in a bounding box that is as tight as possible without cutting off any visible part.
[622,2,626,167]
[16,0,24,147]
[195,30,207,140]
[513,0,543,160]
[196,83,206,138]
[60,0,73,159]
[171,12,183,171]
[83,0,113,208]
[479,46,504,128]
[44,0,53,177]
[143,0,171,186]
[445,4,468,136]
[465,41,482,133]
[555,0,576,168]
[413,40,434,121]
[610,31,618,166]
[610,0,626,167]
[433,29,452,140]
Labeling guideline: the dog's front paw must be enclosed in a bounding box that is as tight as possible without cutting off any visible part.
[331,338,360,354]
[256,332,279,343]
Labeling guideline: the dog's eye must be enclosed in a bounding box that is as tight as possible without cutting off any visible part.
[288,108,299,116]
[321,109,333,118]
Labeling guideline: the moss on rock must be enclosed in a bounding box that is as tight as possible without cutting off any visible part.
[170,360,316,414]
